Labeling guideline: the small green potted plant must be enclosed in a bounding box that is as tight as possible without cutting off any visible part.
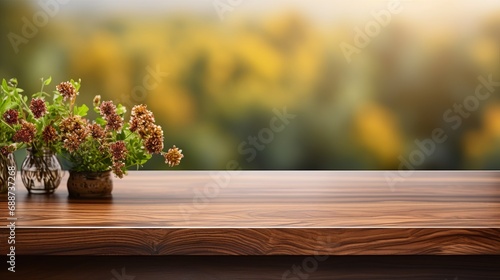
[1,77,68,194]
[60,82,183,198]
[9,77,76,194]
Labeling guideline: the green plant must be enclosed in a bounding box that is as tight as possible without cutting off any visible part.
[0,77,83,158]
[1,77,183,177]
[59,81,183,177]
[0,78,24,157]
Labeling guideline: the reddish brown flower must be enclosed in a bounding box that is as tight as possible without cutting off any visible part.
[112,161,126,178]
[164,145,183,167]
[99,101,117,118]
[13,121,36,143]
[63,135,83,153]
[98,101,123,131]
[89,123,105,139]
[56,81,78,101]
[143,125,164,154]
[129,104,155,138]
[129,117,141,134]
[60,116,89,152]
[105,113,123,132]
[0,145,15,157]
[29,98,47,119]
[60,116,88,135]
[42,126,58,145]
[3,109,19,125]
[0,147,7,157]
[131,104,148,116]
[110,141,128,161]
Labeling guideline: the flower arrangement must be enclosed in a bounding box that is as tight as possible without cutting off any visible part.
[58,80,183,177]
[1,77,184,195]
[18,77,78,191]
[1,77,69,156]
[1,79,27,156]
[1,77,69,193]
[0,78,25,192]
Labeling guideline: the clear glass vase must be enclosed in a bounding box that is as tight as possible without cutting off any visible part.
[21,149,63,194]
[0,153,17,194]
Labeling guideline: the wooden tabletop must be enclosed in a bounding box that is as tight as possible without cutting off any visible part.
[1,171,500,255]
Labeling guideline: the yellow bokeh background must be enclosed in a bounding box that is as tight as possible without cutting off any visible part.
[1,0,500,169]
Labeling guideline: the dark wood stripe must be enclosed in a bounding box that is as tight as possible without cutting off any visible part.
[11,256,500,279]
[7,256,500,280]
[6,228,500,255]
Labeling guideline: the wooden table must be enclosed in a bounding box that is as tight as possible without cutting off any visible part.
[1,171,500,255]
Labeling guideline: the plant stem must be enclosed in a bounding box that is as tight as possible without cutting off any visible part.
[0,119,15,131]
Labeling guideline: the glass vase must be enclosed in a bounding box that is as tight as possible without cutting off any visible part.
[0,153,17,194]
[21,149,63,194]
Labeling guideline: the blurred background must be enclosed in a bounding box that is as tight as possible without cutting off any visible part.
[1,0,500,170]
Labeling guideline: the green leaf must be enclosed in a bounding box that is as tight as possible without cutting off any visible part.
[0,101,7,113]
[95,117,106,126]
[1,79,8,93]
[44,76,52,86]
[74,104,89,117]
[53,92,62,102]
[117,133,125,141]
[70,79,81,91]
[116,104,127,115]
[33,91,44,99]
[9,78,17,87]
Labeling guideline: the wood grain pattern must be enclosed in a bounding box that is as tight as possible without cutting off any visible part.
[1,171,499,255]
[10,228,500,255]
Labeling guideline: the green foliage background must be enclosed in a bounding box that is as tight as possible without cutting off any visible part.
[1,1,500,170]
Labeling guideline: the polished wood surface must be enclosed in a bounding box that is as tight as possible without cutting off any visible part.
[1,171,500,255]
[14,228,500,255]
